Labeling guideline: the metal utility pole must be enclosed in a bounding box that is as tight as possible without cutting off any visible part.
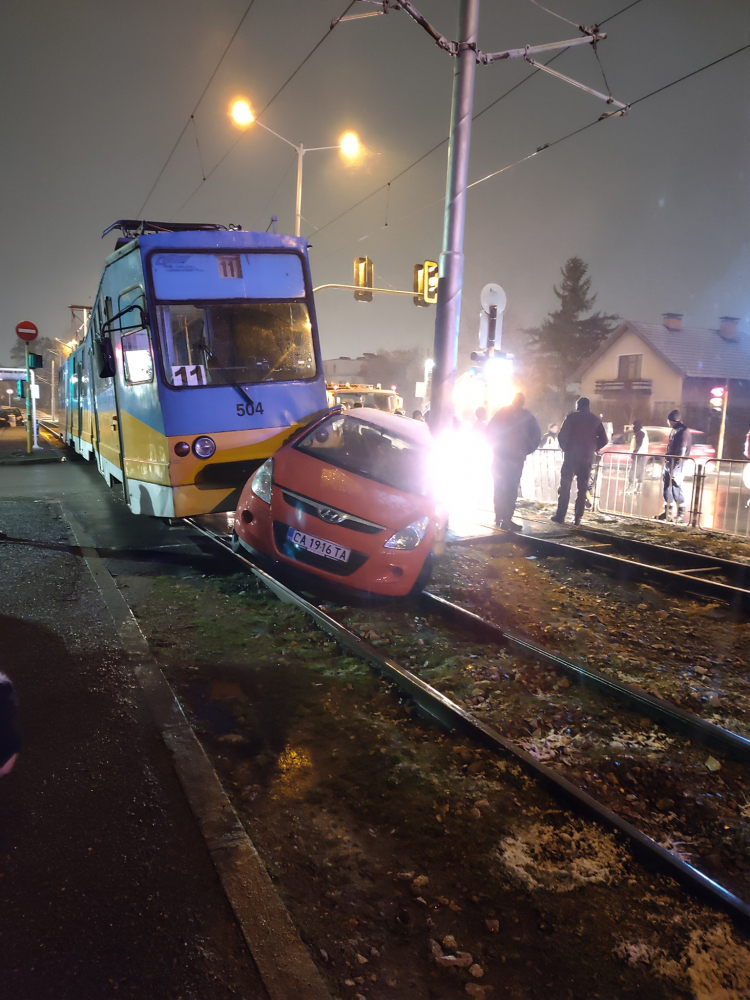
[430,0,479,436]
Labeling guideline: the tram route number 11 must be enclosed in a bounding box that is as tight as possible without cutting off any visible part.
[172,364,206,386]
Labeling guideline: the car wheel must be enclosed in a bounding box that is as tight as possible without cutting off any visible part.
[408,551,434,597]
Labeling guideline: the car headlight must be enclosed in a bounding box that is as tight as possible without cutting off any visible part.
[251,459,273,504]
[384,516,429,550]
[193,436,216,459]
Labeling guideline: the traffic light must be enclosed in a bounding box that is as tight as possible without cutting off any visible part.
[423,261,438,305]
[710,386,725,411]
[16,380,25,399]
[28,352,44,369]
[413,260,439,307]
[353,256,374,302]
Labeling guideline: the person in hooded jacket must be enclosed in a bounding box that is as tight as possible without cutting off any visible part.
[486,392,541,531]
[551,397,608,525]
[656,408,692,522]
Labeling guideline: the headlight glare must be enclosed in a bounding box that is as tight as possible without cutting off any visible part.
[384,515,429,550]
[193,436,216,459]
[251,459,273,504]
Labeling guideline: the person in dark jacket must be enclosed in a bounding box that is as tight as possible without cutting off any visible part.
[0,673,20,777]
[486,392,542,531]
[551,397,608,525]
[656,409,692,522]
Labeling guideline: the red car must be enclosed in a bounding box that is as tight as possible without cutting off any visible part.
[232,408,439,596]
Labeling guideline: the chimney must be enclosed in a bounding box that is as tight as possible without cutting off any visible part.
[718,316,740,341]
[662,312,683,332]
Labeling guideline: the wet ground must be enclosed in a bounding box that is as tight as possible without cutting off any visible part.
[0,464,266,998]
[127,563,750,999]
[4,450,750,997]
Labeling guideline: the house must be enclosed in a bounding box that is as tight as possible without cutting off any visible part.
[575,314,750,457]
[322,354,377,383]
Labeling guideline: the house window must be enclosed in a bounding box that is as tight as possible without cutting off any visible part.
[618,354,642,381]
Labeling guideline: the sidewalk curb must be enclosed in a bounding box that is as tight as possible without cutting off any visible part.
[60,504,332,1000]
[0,454,63,466]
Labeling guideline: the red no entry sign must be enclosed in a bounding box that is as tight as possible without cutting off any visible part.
[16,320,38,343]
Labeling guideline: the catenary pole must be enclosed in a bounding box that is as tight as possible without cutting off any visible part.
[430,0,480,435]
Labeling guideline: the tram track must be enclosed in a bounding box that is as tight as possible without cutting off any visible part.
[453,521,750,609]
[184,515,750,926]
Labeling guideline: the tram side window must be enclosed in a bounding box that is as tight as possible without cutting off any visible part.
[70,358,79,400]
[122,331,154,384]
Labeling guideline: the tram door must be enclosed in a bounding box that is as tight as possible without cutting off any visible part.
[112,286,167,513]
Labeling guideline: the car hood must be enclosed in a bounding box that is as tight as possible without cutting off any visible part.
[273,449,432,529]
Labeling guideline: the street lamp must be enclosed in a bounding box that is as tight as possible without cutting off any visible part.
[229,99,362,238]
[6,388,12,404]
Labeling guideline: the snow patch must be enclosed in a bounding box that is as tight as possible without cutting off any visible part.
[497,819,625,891]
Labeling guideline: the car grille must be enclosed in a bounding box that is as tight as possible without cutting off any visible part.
[279,487,385,535]
[272,521,368,577]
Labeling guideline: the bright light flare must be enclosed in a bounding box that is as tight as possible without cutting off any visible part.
[339,131,361,160]
[428,424,494,537]
[230,99,255,127]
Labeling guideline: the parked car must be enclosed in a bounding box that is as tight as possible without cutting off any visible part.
[602,425,715,460]
[232,408,439,596]
[0,406,24,427]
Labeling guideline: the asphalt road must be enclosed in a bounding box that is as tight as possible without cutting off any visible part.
[0,455,267,999]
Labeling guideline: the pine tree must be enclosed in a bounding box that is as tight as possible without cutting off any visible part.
[524,257,617,392]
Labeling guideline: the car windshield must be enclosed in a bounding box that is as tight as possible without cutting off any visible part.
[156,302,316,386]
[294,414,430,495]
[336,391,394,412]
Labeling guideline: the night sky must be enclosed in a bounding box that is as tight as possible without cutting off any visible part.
[1,0,748,367]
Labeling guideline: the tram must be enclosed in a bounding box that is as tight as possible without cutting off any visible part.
[59,221,328,517]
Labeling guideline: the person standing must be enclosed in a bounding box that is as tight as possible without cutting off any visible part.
[486,392,541,531]
[656,409,692,522]
[540,422,559,448]
[626,419,649,493]
[551,397,608,525]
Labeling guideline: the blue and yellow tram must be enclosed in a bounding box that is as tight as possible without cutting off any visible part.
[60,221,327,517]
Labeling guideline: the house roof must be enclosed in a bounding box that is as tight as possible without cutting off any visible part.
[575,320,750,381]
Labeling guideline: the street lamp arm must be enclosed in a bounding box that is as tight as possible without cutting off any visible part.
[479,32,605,63]
[253,119,300,151]
[303,145,342,153]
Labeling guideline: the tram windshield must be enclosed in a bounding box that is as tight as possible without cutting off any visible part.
[156,302,317,386]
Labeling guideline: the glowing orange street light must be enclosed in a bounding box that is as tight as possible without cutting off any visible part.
[229,98,363,237]
[229,99,255,127]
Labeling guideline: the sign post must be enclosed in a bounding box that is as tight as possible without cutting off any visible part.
[15,321,39,454]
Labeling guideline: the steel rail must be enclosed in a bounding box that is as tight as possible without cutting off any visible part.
[419,591,750,762]
[184,516,750,924]
[452,528,750,608]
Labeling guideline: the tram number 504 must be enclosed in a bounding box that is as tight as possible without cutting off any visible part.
[237,401,263,417]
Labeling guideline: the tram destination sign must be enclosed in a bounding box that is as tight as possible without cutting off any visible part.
[15,320,38,343]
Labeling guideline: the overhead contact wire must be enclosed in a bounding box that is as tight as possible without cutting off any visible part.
[320,35,749,258]
[310,0,644,239]
[136,0,258,217]
[169,0,357,221]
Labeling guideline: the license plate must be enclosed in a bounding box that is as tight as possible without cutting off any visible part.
[287,528,351,563]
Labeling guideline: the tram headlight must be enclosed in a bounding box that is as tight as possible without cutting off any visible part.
[192,436,216,459]
[251,459,273,504]
[174,441,190,457]
[384,516,429,550]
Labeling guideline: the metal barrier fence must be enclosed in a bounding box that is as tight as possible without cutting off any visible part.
[520,448,563,504]
[693,460,750,537]
[597,453,697,522]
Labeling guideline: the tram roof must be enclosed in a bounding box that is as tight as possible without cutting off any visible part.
[104,227,309,265]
